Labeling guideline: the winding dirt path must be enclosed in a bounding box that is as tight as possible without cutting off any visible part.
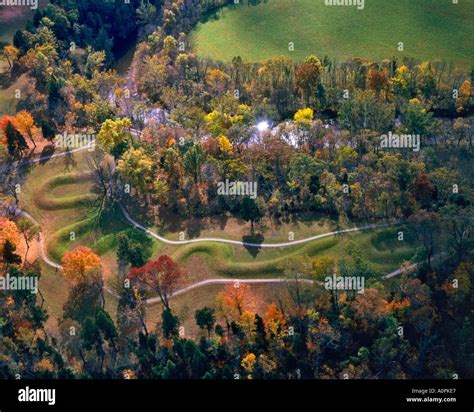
[120,205,401,248]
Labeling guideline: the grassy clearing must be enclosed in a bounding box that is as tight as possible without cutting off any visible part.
[191,0,474,67]
[0,6,34,44]
[150,208,337,243]
[0,4,40,112]
[0,73,30,114]
[0,0,50,43]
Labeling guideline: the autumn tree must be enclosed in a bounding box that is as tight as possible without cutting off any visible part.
[0,217,21,265]
[97,118,132,157]
[311,256,336,281]
[2,45,19,69]
[61,246,102,283]
[215,283,255,323]
[263,303,286,339]
[368,66,388,95]
[5,121,28,156]
[206,69,230,96]
[455,79,471,112]
[116,146,154,195]
[16,217,39,264]
[15,111,39,148]
[295,55,322,106]
[293,107,313,127]
[350,287,388,330]
[128,255,185,310]
[0,115,16,136]
[216,134,233,157]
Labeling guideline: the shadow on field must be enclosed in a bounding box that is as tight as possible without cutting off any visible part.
[242,233,264,258]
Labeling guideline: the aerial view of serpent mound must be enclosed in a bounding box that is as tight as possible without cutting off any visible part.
[0,0,472,406]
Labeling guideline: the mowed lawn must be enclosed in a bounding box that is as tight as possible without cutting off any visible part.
[191,0,474,67]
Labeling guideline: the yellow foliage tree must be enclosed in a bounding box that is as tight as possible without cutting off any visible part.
[294,107,313,126]
[206,69,230,94]
[311,256,336,281]
[216,134,233,156]
[15,110,39,148]
[241,353,256,374]
[238,310,257,338]
[97,118,132,152]
[117,146,154,192]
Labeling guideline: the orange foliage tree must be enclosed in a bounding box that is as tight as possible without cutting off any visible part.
[61,246,101,283]
[0,115,16,144]
[3,45,19,69]
[264,303,286,338]
[215,283,256,321]
[0,217,21,256]
[350,288,389,330]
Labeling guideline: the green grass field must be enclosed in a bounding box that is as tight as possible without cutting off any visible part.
[191,0,474,67]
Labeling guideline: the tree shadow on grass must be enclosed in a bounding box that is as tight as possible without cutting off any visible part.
[185,217,205,239]
[38,144,56,166]
[0,70,11,89]
[242,233,264,258]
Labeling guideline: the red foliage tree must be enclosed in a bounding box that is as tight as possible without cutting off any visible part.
[128,255,185,310]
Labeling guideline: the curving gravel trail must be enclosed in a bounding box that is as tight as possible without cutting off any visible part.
[120,204,401,248]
